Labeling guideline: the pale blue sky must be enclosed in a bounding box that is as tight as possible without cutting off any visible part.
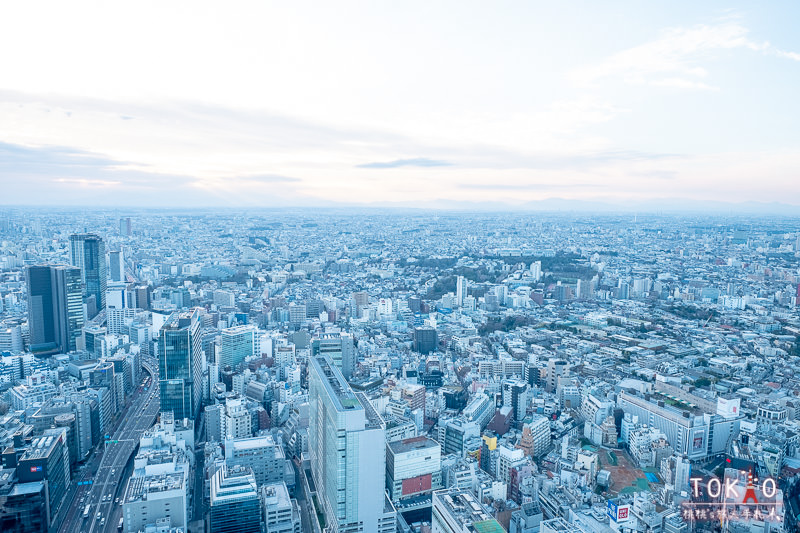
[0,1,798,208]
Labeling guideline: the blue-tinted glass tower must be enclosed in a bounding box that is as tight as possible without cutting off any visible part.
[69,233,107,319]
[158,309,203,420]
[26,264,84,354]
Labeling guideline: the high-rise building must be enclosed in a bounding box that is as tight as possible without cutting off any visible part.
[223,435,289,487]
[530,260,542,282]
[463,392,495,429]
[26,265,84,354]
[0,323,23,352]
[69,233,107,318]
[386,436,443,508]
[455,275,467,307]
[660,453,692,494]
[129,284,151,311]
[209,466,262,533]
[311,332,356,378]
[17,430,71,530]
[205,403,226,442]
[413,326,438,355]
[263,481,301,533]
[158,309,203,420]
[119,217,131,237]
[308,355,396,533]
[122,472,188,533]
[121,412,190,533]
[219,325,256,369]
[518,414,551,458]
[352,291,369,313]
[106,281,130,310]
[109,249,125,282]
[502,379,532,422]
[545,359,568,393]
[0,478,50,533]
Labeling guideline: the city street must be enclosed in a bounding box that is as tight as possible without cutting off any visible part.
[57,357,160,533]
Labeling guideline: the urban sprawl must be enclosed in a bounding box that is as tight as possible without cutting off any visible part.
[0,209,799,533]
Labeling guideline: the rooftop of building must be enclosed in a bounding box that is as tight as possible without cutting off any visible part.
[434,488,496,528]
[541,516,588,533]
[262,480,292,509]
[124,472,185,503]
[211,466,258,504]
[228,434,283,453]
[221,324,256,334]
[473,521,506,533]
[311,355,361,411]
[355,391,385,429]
[19,433,61,461]
[389,435,439,454]
[8,480,44,496]
[161,309,198,331]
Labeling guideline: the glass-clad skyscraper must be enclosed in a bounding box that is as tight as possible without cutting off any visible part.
[26,264,84,354]
[158,309,203,420]
[209,466,262,533]
[219,325,256,369]
[27,265,55,348]
[69,233,107,318]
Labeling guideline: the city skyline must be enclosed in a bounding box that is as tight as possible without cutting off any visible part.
[1,1,799,209]
[3,3,800,531]
[0,209,798,533]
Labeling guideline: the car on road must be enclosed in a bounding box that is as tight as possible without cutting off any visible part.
[96,512,102,520]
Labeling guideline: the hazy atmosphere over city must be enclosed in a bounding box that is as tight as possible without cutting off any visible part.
[1,1,800,209]
[2,3,800,533]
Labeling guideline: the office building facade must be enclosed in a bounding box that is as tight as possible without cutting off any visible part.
[311,332,356,378]
[158,309,203,420]
[309,355,396,533]
[617,392,741,461]
[69,233,107,318]
[26,265,84,354]
[263,481,301,533]
[219,325,256,369]
[209,466,262,533]
[17,431,71,530]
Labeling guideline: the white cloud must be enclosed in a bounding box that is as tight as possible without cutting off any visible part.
[775,49,800,61]
[649,78,719,91]
[572,20,797,91]
[0,5,797,207]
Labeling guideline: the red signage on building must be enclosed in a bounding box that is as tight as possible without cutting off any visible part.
[401,473,432,496]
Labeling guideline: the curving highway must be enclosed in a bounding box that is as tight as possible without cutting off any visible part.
[56,356,161,533]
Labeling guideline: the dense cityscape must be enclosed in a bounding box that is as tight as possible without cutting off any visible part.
[0,208,798,533]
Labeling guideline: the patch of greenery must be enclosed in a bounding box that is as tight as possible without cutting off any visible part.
[426,275,456,300]
[694,377,711,388]
[479,315,538,335]
[312,494,326,529]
